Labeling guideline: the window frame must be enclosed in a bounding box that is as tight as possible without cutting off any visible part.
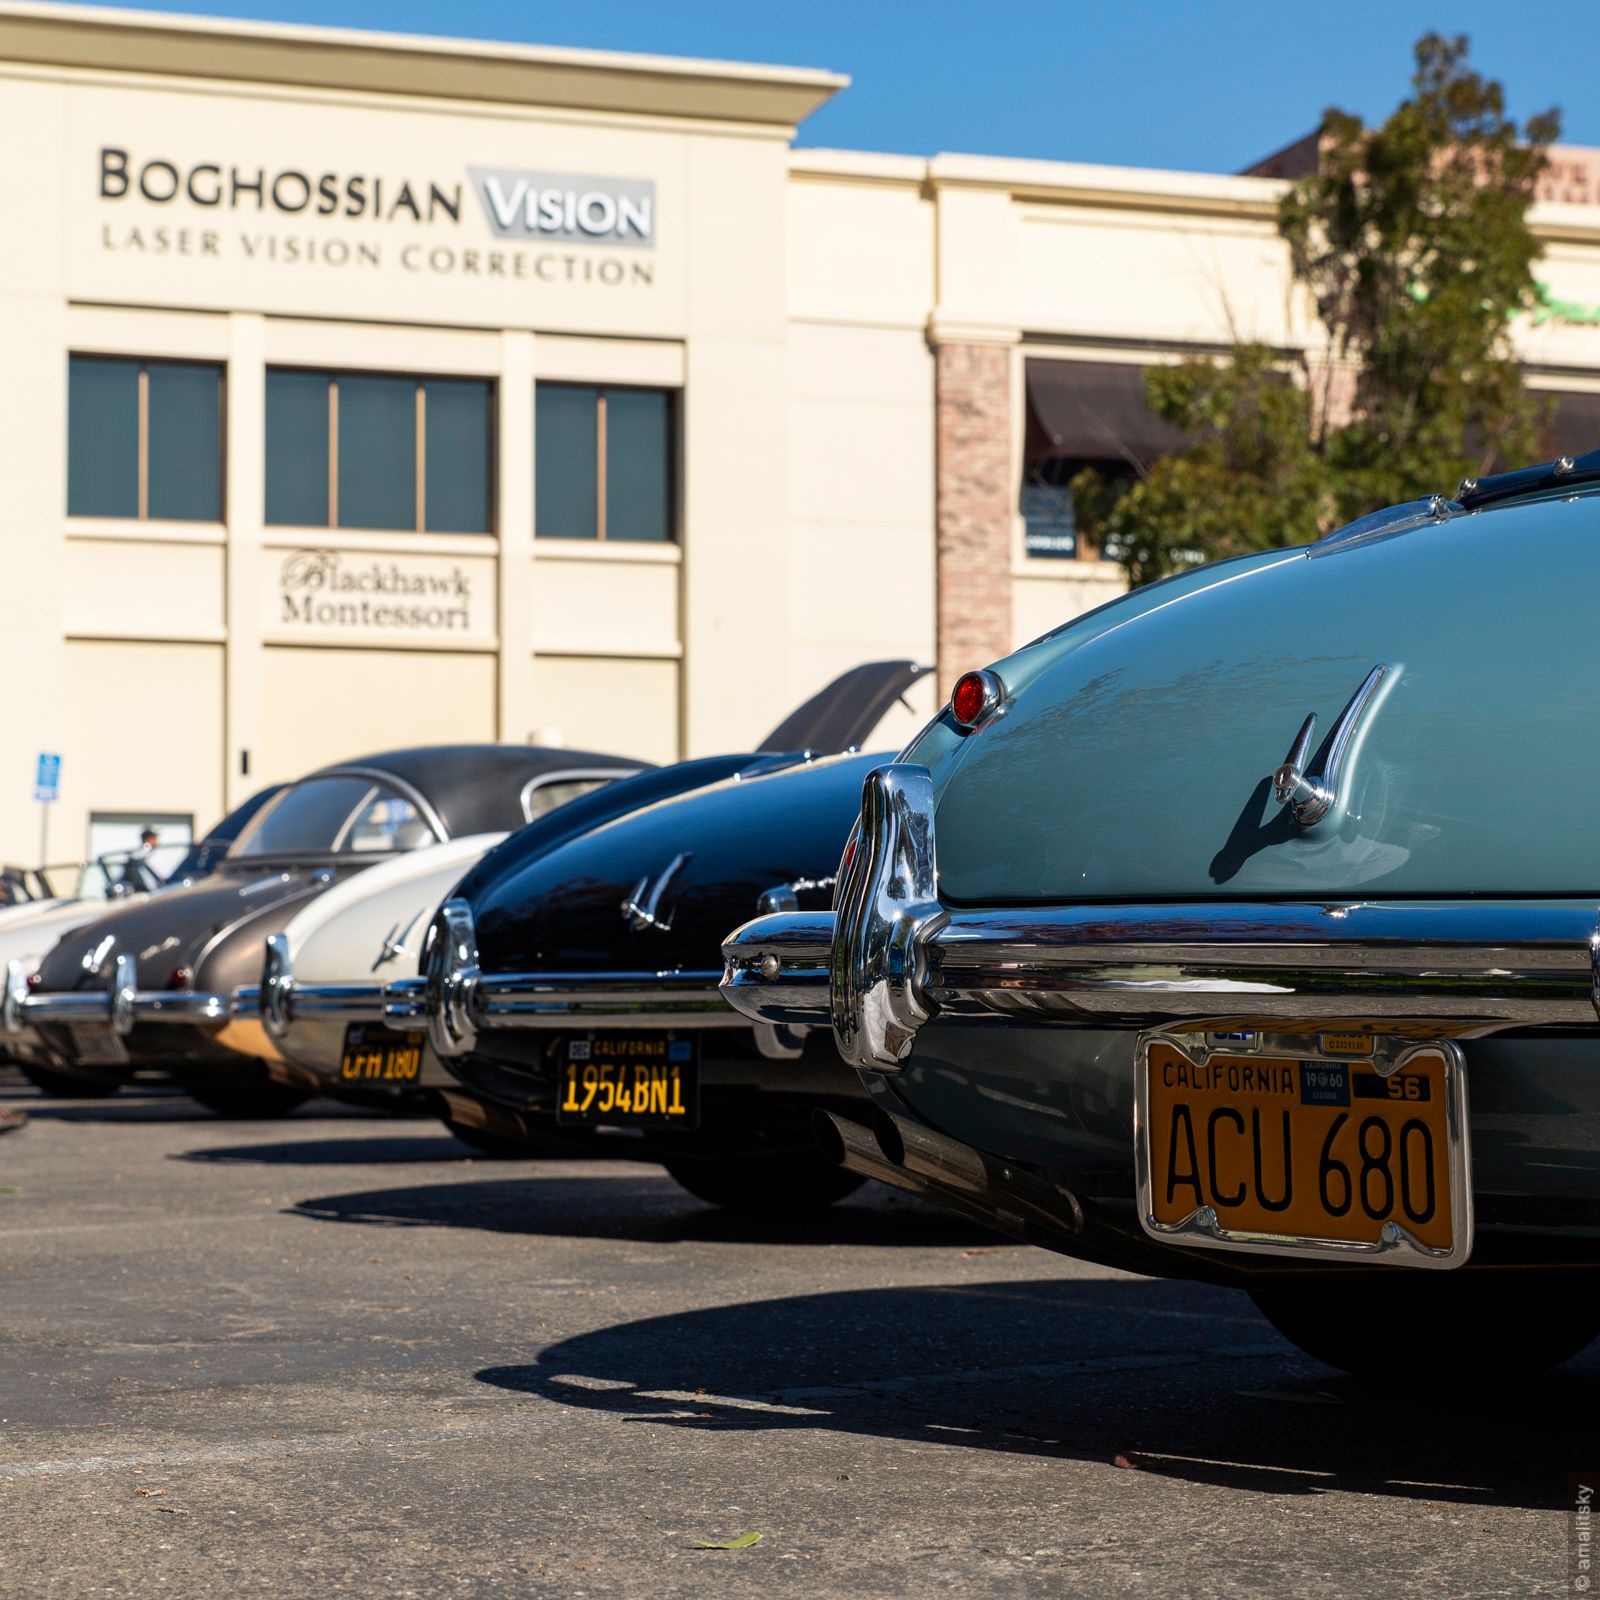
[67,352,226,524]
[226,768,446,860]
[534,380,678,543]
[264,366,497,536]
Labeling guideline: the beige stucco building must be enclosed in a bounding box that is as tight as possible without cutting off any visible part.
[7,2,1600,870]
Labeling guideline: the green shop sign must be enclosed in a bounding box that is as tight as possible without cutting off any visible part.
[1408,278,1600,329]
[1529,282,1600,328]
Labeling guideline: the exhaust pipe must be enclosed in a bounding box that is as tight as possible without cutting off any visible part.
[812,1108,1084,1250]
[812,1107,940,1203]
[872,1109,1084,1238]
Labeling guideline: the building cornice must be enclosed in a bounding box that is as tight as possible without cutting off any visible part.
[788,148,928,187]
[928,152,1285,219]
[0,1,847,128]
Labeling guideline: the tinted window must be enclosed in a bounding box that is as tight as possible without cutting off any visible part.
[231,777,379,856]
[67,356,140,518]
[147,362,222,522]
[605,388,672,541]
[535,384,598,538]
[424,378,492,533]
[68,356,223,522]
[265,370,330,527]
[338,374,416,531]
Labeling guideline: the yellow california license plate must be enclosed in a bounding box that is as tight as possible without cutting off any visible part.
[1136,1032,1471,1268]
[339,1022,423,1085]
[555,1033,699,1128]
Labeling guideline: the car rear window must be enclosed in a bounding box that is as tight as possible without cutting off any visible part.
[231,777,438,857]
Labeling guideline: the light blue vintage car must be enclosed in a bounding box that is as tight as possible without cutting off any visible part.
[723,452,1600,1378]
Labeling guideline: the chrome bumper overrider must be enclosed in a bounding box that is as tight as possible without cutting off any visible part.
[721,763,1600,1071]
[3,955,230,1040]
[235,917,744,1063]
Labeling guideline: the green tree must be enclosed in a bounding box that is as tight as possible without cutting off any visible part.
[1084,33,1559,585]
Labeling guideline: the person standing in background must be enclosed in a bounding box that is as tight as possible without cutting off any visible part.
[119,826,161,893]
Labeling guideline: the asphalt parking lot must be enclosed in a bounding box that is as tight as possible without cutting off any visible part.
[0,1076,1584,1598]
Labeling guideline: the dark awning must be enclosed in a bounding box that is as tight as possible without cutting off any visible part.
[1024,359,1191,466]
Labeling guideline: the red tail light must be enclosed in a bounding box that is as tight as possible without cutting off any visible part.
[950,669,1003,732]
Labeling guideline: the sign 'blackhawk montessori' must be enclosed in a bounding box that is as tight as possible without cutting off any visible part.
[276,549,484,638]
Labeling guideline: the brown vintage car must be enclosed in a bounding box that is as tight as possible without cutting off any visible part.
[7,744,640,1114]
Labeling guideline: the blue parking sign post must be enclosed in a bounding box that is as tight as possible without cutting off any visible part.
[33,751,60,867]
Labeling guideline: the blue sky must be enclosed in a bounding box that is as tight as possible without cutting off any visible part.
[85,0,1600,172]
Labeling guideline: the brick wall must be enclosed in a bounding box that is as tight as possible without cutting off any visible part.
[935,341,1014,696]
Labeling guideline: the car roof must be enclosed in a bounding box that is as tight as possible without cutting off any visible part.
[305,744,647,838]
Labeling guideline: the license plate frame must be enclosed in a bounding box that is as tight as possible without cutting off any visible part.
[338,1022,424,1086]
[1134,1030,1472,1270]
[69,1025,130,1067]
[554,1032,700,1130]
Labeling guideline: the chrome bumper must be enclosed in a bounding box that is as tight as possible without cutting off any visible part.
[721,764,1600,1071]
[232,935,389,1045]
[4,955,229,1040]
[237,921,748,1062]
[397,896,745,1057]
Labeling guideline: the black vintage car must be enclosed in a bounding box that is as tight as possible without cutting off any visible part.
[410,747,895,1210]
[11,745,640,1114]
[247,661,930,1207]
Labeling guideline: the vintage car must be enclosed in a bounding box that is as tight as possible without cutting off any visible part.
[231,760,759,1145]
[0,786,283,1096]
[246,661,932,1206]
[723,453,1600,1376]
[8,746,640,1114]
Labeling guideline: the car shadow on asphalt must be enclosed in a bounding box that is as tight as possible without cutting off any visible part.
[0,1086,373,1125]
[475,1274,1596,1509]
[289,1170,997,1247]
[182,1133,490,1165]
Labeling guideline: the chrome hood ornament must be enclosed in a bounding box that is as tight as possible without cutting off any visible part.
[622,852,690,934]
[1271,664,1394,826]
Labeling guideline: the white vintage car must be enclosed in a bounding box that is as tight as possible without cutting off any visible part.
[227,831,508,1143]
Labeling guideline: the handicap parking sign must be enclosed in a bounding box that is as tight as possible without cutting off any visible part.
[33,752,61,804]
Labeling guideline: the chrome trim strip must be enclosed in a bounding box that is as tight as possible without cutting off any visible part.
[721,761,1600,1048]
[7,948,230,1037]
[16,986,229,1033]
[383,976,427,1027]
[727,897,1600,1037]
[243,933,387,1033]
[279,983,387,1023]
[475,969,743,1029]
[923,901,1600,1029]
[1132,1032,1473,1270]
